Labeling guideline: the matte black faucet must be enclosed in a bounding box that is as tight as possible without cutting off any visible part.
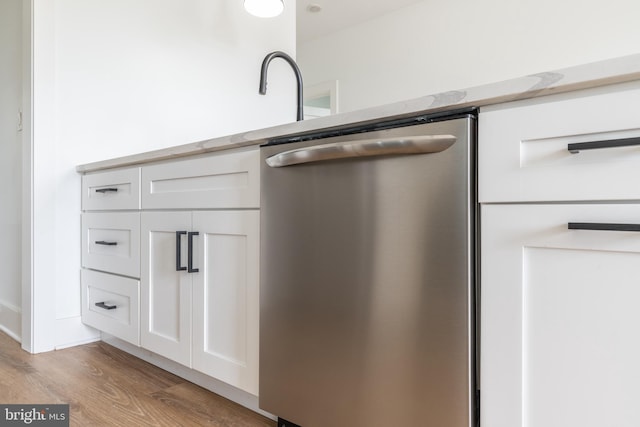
[259,51,304,121]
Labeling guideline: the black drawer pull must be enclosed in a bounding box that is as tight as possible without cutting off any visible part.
[176,231,187,271]
[568,136,640,154]
[95,187,119,193]
[188,231,199,273]
[95,302,117,310]
[95,240,118,246]
[568,222,640,232]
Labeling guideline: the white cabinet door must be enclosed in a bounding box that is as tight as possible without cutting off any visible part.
[141,212,192,367]
[481,203,640,427]
[192,211,260,395]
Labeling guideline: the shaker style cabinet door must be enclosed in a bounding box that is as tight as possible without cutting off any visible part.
[481,203,640,427]
[191,211,260,395]
[140,212,193,367]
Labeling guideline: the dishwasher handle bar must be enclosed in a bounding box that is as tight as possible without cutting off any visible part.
[265,134,457,167]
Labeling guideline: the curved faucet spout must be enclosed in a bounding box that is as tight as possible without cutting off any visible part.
[259,51,304,121]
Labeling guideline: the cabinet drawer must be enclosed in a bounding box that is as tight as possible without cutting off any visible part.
[82,167,140,210]
[141,149,260,209]
[479,81,640,203]
[81,269,140,346]
[82,212,140,278]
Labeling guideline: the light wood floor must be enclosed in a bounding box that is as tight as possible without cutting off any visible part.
[0,332,276,426]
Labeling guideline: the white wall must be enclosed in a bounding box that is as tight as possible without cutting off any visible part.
[28,0,296,352]
[298,0,640,113]
[0,0,23,340]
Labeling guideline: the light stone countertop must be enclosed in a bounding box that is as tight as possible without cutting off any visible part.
[77,54,640,173]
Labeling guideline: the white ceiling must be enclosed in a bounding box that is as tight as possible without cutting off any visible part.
[296,0,424,44]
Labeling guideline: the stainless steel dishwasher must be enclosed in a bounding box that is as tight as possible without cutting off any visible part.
[259,112,477,427]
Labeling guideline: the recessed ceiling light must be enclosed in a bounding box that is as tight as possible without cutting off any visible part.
[306,4,322,13]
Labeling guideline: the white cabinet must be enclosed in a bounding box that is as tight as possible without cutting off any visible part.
[481,204,640,427]
[136,149,260,395]
[191,211,260,395]
[140,212,193,366]
[81,168,142,345]
[82,167,140,210]
[141,149,260,210]
[480,81,640,427]
[82,212,141,278]
[140,208,260,395]
[81,147,261,396]
[479,81,640,203]
[81,269,140,346]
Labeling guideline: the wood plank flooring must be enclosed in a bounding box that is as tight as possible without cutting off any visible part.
[0,332,276,426]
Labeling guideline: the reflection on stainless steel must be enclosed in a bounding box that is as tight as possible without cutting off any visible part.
[265,134,456,167]
[260,117,477,427]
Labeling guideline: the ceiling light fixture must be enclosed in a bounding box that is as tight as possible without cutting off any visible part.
[244,0,284,18]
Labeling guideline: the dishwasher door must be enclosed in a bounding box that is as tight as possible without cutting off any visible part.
[259,116,476,427]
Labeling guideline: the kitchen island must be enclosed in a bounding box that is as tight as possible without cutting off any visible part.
[77,53,640,427]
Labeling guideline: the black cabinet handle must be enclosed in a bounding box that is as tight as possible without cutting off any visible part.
[95,302,117,310]
[95,240,117,246]
[95,187,118,193]
[188,232,199,273]
[568,136,640,154]
[176,231,187,271]
[568,222,640,232]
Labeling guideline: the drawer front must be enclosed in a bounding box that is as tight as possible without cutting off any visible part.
[141,149,260,209]
[479,81,640,203]
[82,167,140,210]
[81,269,140,346]
[82,212,140,278]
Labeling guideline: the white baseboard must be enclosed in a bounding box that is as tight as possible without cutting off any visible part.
[0,300,21,342]
[55,316,101,350]
[102,334,275,421]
